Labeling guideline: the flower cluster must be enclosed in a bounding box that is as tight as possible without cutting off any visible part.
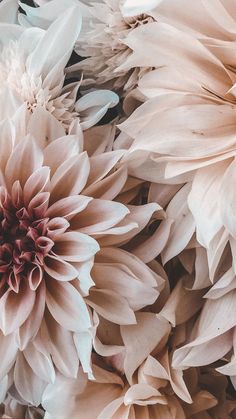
[0,0,236,418]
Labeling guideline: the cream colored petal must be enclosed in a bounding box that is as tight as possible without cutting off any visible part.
[86,150,125,187]
[46,195,92,220]
[160,277,204,327]
[124,384,166,406]
[92,263,158,311]
[173,331,233,369]
[162,185,195,264]
[204,268,236,299]
[133,218,173,263]
[53,231,99,262]
[14,352,46,406]
[44,254,78,282]
[16,282,45,351]
[219,158,236,239]
[0,332,18,380]
[72,199,129,234]
[23,166,50,206]
[26,6,82,88]
[43,135,81,176]
[121,313,171,384]
[46,278,91,332]
[0,375,8,404]
[122,0,163,16]
[76,90,119,130]
[87,289,136,326]
[188,162,227,248]
[44,312,79,378]
[96,247,163,289]
[23,341,55,384]
[5,138,43,189]
[0,285,35,335]
[83,166,127,201]
[73,332,93,379]
[27,107,65,150]
[49,152,90,202]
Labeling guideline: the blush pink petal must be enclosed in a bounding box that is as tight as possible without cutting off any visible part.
[49,152,90,202]
[46,279,91,332]
[53,231,99,262]
[23,341,55,384]
[44,254,79,282]
[0,285,35,335]
[14,352,47,406]
[121,313,171,384]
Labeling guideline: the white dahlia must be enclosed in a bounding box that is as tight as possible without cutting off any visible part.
[18,0,159,94]
[0,1,118,130]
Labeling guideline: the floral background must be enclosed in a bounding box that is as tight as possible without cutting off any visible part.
[0,0,236,418]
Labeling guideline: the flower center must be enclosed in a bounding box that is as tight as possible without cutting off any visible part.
[125,13,154,29]
[0,189,53,293]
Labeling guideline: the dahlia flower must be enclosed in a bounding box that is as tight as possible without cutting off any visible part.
[118,20,236,275]
[115,19,236,382]
[0,393,44,419]
[0,101,165,406]
[19,0,159,94]
[0,1,118,130]
[42,351,235,418]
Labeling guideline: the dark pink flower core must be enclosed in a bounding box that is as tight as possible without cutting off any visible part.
[0,186,54,293]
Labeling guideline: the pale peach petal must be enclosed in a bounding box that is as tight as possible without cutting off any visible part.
[0,285,35,335]
[0,332,18,380]
[46,195,92,220]
[27,107,66,149]
[14,352,46,406]
[44,254,78,282]
[92,263,159,311]
[53,231,99,262]
[162,184,195,264]
[43,312,79,378]
[0,375,8,404]
[133,218,173,263]
[86,150,125,187]
[26,6,82,87]
[49,152,90,202]
[87,289,136,326]
[23,166,50,206]
[97,247,163,290]
[23,342,55,384]
[43,135,81,175]
[188,162,226,248]
[46,217,70,239]
[16,283,45,351]
[219,158,236,239]
[46,278,91,332]
[160,277,204,327]
[121,313,171,383]
[123,384,166,406]
[72,199,130,234]
[173,331,233,369]
[73,332,93,379]
[5,138,43,189]
[83,166,128,201]
[204,267,236,299]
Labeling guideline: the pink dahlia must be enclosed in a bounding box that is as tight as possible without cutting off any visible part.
[0,103,164,405]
